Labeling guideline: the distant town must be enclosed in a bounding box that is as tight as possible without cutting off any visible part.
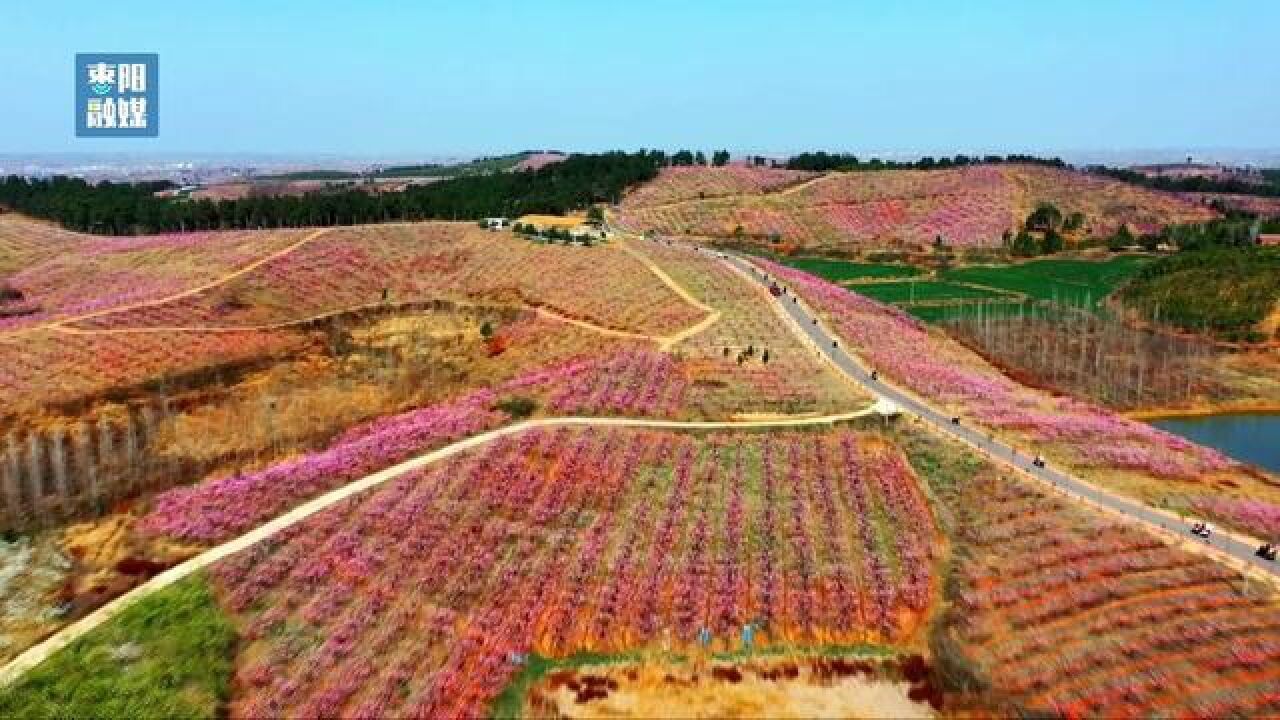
[4,149,1278,186]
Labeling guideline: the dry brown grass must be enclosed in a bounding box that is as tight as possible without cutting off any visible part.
[525,658,935,719]
[516,213,588,228]
[1260,304,1280,337]
[151,308,618,474]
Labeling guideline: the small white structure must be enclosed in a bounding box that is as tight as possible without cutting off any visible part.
[871,398,901,417]
[483,217,509,231]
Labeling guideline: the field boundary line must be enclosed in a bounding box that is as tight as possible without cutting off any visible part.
[0,405,883,688]
[532,307,658,342]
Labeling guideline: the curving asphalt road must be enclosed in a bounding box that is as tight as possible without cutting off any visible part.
[702,245,1280,581]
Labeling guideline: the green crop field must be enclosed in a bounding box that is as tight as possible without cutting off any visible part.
[777,256,923,283]
[940,256,1150,308]
[909,300,1032,323]
[821,256,1149,324]
[851,280,1014,305]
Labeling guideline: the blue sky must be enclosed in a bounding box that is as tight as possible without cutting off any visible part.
[2,0,1277,155]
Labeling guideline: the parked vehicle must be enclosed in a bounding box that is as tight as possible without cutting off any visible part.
[1191,522,1212,539]
[1258,543,1278,561]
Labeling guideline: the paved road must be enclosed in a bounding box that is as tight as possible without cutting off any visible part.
[704,246,1280,581]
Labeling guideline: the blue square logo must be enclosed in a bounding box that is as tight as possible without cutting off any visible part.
[75,53,158,137]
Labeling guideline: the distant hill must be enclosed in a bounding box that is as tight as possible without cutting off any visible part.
[371,153,530,178]
[513,152,567,171]
[617,164,1217,252]
[242,154,538,187]
[253,170,362,181]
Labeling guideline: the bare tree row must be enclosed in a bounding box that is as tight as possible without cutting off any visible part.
[944,301,1220,409]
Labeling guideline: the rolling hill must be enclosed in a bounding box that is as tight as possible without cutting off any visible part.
[617,164,1217,252]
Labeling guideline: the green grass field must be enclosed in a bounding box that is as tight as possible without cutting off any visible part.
[909,301,1032,323]
[0,574,235,720]
[940,256,1150,308]
[773,256,923,282]
[773,253,1152,324]
[851,280,1013,305]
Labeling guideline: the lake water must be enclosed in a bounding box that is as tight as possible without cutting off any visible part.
[1150,413,1280,474]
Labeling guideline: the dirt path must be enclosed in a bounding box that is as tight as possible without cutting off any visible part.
[776,171,838,196]
[0,405,887,688]
[1,227,331,338]
[614,237,721,349]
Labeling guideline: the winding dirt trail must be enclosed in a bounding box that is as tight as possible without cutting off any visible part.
[776,171,839,196]
[615,237,721,349]
[1,228,331,338]
[0,404,890,688]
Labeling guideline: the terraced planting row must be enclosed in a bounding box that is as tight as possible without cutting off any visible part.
[137,310,864,547]
[0,215,80,277]
[1011,165,1217,235]
[621,166,818,207]
[200,427,937,717]
[74,224,707,338]
[0,216,308,332]
[618,165,1214,252]
[949,472,1280,717]
[0,327,308,414]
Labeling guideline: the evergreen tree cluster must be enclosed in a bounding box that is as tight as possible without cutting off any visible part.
[1088,165,1280,198]
[1122,245,1280,341]
[664,149,731,167]
[785,152,1067,172]
[0,152,661,235]
[1008,203,1068,257]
